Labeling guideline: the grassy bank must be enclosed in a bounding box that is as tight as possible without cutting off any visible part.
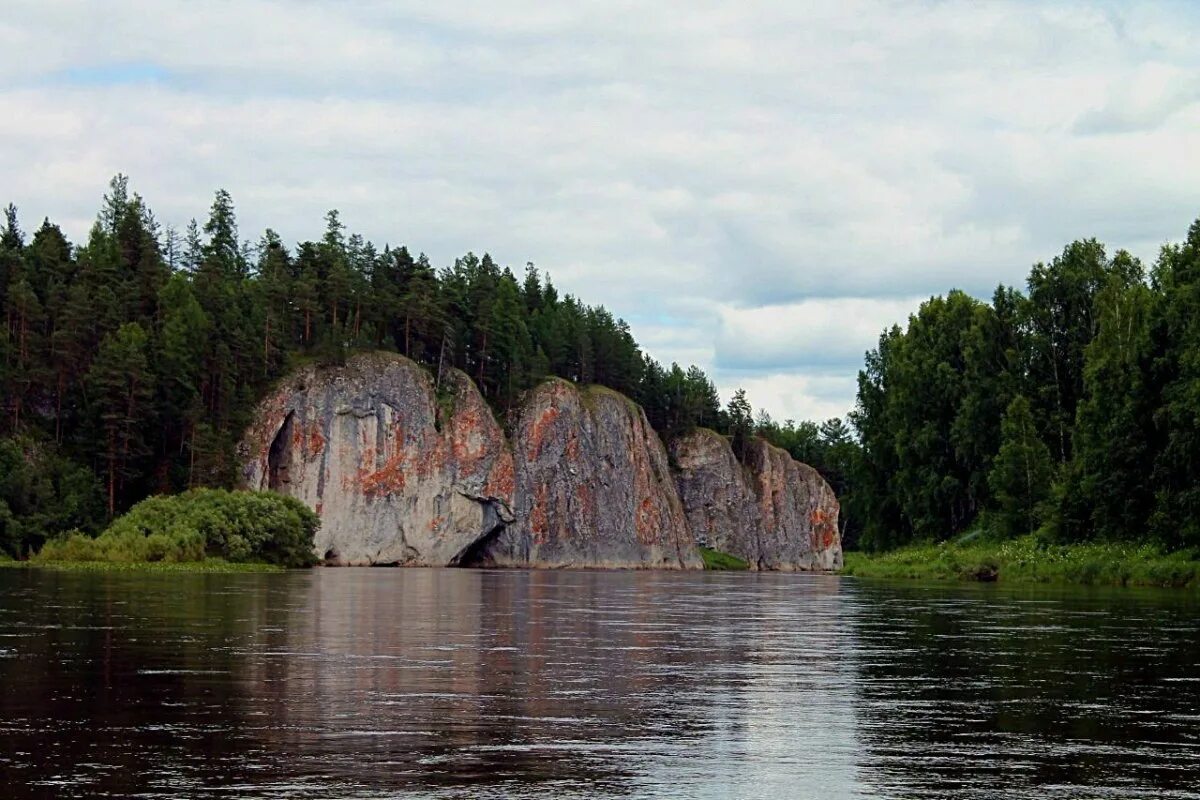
[700,546,750,570]
[30,489,318,568]
[841,535,1200,588]
[0,558,285,573]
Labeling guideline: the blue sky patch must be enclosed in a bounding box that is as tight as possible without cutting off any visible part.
[51,62,171,87]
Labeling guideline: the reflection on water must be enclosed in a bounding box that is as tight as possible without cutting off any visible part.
[0,568,1197,798]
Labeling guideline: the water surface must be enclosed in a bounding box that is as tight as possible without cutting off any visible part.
[1,568,1198,798]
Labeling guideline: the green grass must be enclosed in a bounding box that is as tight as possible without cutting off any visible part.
[700,546,751,571]
[0,558,285,573]
[842,535,1200,588]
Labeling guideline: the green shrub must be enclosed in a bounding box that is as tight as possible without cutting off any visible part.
[37,489,319,567]
[700,546,751,570]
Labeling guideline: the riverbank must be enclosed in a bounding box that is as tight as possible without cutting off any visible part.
[0,557,285,573]
[841,535,1200,588]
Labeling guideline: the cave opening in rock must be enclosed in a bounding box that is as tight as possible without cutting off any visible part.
[268,411,295,491]
[454,523,504,568]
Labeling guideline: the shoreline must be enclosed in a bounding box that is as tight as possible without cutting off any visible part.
[842,536,1200,589]
[0,559,285,574]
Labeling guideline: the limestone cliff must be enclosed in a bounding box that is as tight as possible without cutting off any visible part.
[467,380,702,570]
[671,428,763,563]
[240,353,514,566]
[672,429,843,571]
[241,354,838,571]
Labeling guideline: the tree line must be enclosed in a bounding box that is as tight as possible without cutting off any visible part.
[1,176,795,557]
[849,221,1200,553]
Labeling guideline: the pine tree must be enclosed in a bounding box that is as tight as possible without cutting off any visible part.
[157,275,211,490]
[727,388,754,461]
[87,323,154,516]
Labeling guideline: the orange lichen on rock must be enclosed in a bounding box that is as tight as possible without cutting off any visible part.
[360,450,407,498]
[448,404,492,472]
[530,483,550,543]
[485,456,515,499]
[305,422,326,459]
[811,508,839,550]
[635,495,659,545]
[526,405,562,461]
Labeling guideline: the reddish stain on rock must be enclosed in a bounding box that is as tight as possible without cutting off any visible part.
[305,422,326,459]
[486,456,515,499]
[635,496,658,545]
[361,450,407,498]
[530,483,550,544]
[526,405,561,461]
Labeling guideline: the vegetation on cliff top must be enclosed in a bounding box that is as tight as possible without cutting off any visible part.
[35,489,318,568]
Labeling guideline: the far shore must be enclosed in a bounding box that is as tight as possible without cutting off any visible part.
[842,535,1200,589]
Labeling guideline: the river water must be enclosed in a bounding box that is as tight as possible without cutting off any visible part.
[1,568,1198,798]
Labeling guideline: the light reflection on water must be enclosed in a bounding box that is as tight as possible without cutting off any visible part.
[0,568,1198,798]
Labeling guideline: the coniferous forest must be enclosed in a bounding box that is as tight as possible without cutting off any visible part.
[0,176,757,558]
[2,175,1199,559]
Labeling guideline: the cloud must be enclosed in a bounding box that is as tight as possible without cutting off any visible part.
[714,298,925,371]
[713,371,858,426]
[1072,65,1200,134]
[2,0,1199,422]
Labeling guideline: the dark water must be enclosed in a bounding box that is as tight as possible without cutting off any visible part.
[1,569,1198,799]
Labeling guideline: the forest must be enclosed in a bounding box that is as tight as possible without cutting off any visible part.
[3,175,1197,559]
[851,222,1200,553]
[1,176,839,558]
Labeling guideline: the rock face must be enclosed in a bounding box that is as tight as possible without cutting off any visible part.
[672,429,843,571]
[671,428,763,562]
[240,353,514,566]
[467,380,702,569]
[241,354,839,571]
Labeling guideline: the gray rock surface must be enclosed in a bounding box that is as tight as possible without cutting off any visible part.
[672,429,843,570]
[468,380,702,569]
[241,354,838,571]
[745,438,843,571]
[240,353,514,566]
[671,428,764,566]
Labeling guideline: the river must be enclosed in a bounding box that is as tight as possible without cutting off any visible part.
[1,568,1197,798]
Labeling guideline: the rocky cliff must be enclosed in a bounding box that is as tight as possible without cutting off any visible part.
[240,353,514,566]
[672,429,843,571]
[465,380,701,570]
[241,353,839,571]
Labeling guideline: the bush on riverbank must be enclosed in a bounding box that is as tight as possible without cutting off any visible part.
[36,489,319,568]
[841,535,1200,588]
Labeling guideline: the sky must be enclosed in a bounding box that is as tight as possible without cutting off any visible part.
[3,1,1199,424]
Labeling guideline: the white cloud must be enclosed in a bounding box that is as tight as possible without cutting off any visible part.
[2,0,1199,422]
[714,371,857,426]
[715,297,924,371]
